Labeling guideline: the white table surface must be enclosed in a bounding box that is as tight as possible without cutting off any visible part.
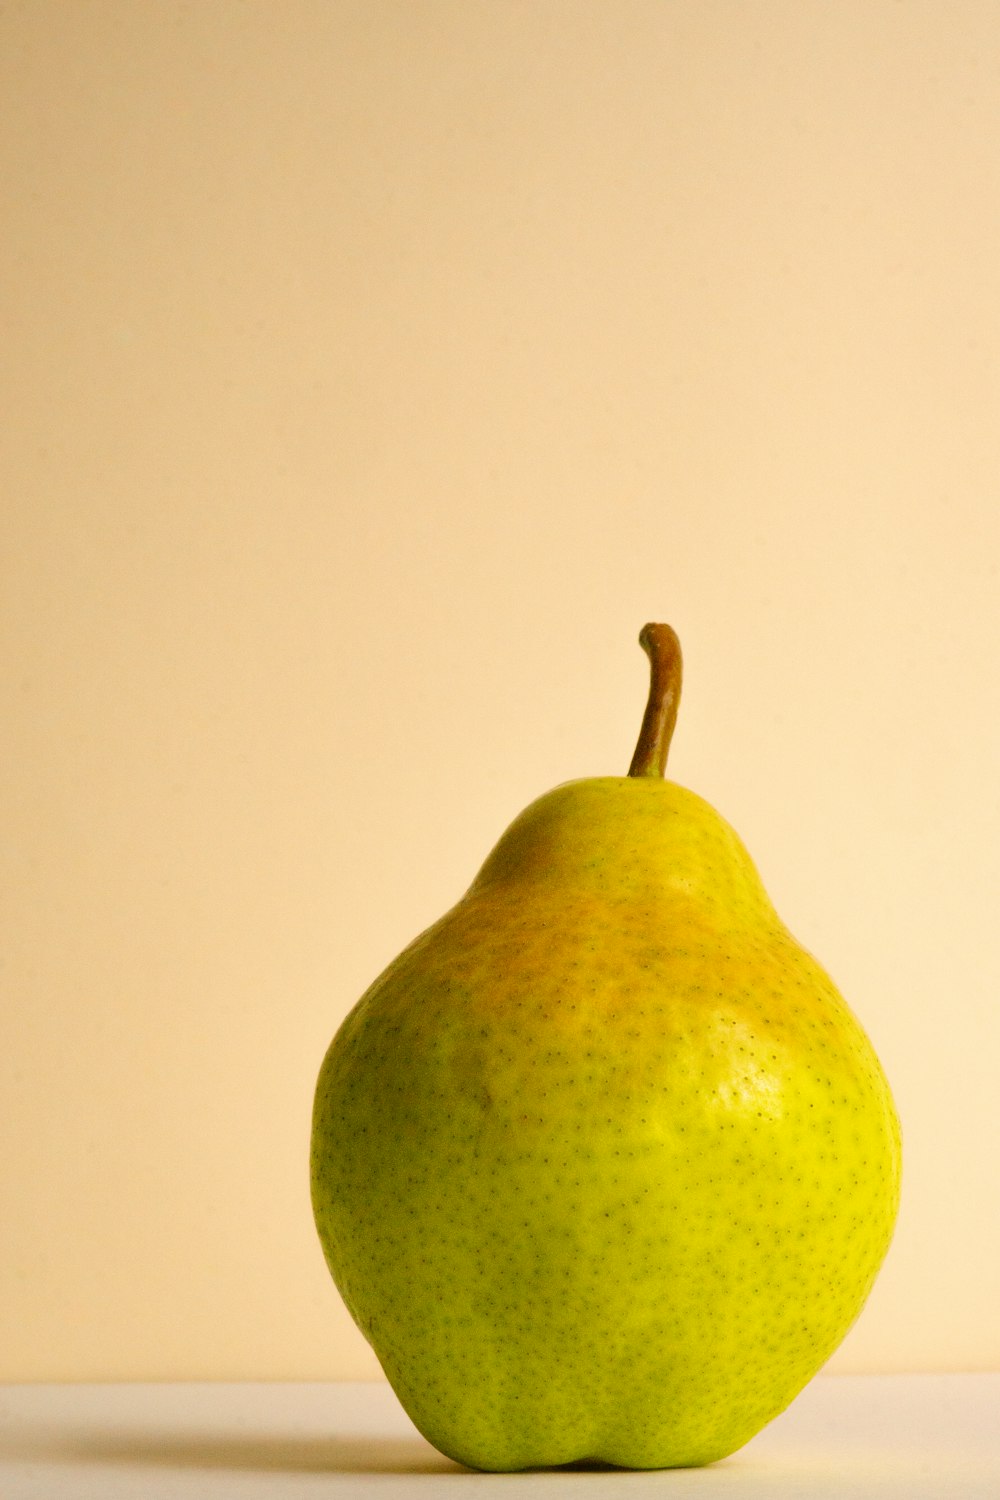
[0,1374,997,1498]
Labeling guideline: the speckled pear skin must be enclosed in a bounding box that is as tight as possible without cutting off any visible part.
[311,776,901,1471]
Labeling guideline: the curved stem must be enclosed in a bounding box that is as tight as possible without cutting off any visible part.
[628,623,683,778]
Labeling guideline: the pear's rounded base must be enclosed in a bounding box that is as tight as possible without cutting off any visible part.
[426,1426,739,1474]
[447,1446,730,1474]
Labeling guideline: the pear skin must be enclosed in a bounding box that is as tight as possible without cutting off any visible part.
[311,626,901,1470]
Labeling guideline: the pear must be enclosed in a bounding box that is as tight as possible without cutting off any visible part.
[310,624,901,1471]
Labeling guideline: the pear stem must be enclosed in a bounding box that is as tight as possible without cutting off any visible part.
[628,623,683,778]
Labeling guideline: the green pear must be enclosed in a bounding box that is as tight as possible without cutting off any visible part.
[310,624,901,1471]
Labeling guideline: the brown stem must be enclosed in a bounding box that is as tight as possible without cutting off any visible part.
[628,623,683,778]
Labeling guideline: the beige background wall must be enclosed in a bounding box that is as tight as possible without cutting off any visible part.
[2,0,999,1381]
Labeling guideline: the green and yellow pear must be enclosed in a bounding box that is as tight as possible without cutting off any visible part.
[310,624,901,1471]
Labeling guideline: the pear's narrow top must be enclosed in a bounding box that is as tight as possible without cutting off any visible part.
[628,623,682,778]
